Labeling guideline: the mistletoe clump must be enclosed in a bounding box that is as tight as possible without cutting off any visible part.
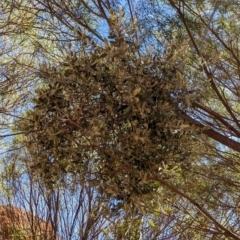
[18,38,199,204]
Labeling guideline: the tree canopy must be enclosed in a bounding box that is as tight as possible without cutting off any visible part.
[1,0,240,239]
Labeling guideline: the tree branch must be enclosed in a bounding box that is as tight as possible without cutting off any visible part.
[150,176,240,240]
[179,111,240,152]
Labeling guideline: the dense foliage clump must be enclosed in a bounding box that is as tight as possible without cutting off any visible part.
[18,37,199,204]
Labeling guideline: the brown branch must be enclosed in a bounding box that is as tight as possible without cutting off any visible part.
[0,132,29,138]
[127,0,134,23]
[179,111,240,152]
[80,0,103,18]
[193,102,240,138]
[97,0,111,28]
[150,176,240,240]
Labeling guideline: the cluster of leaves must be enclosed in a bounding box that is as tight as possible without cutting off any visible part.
[17,34,199,206]
[2,0,240,239]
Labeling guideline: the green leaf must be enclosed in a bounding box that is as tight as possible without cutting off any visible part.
[148,219,155,228]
